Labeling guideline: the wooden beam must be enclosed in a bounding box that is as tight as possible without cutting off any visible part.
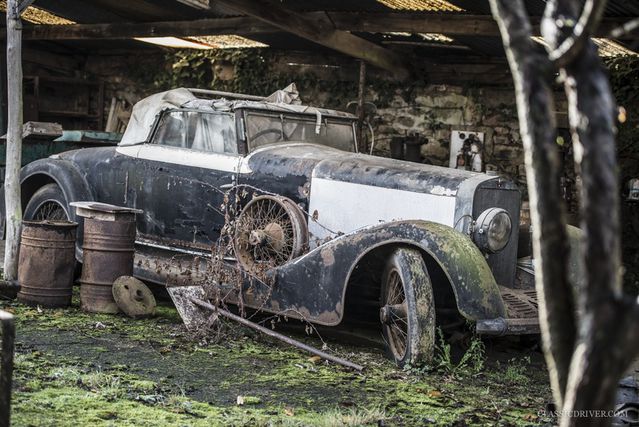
[19,13,632,41]
[18,0,35,15]
[21,17,274,40]
[328,12,628,38]
[332,12,503,36]
[214,0,411,79]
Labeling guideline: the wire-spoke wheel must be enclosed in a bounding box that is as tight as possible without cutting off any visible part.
[33,200,68,221]
[24,184,70,222]
[380,247,436,367]
[234,195,307,272]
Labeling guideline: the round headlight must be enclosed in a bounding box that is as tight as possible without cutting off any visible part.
[473,208,512,254]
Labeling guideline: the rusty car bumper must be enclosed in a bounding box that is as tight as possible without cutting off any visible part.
[475,317,540,335]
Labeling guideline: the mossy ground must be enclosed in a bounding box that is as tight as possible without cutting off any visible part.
[1,291,552,426]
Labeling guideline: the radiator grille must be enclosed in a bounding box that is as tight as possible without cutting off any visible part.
[473,183,521,287]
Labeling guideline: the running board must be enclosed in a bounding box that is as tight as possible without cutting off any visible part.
[476,286,540,335]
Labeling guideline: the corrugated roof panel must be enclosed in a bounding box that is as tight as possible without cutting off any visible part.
[533,36,637,57]
[376,0,463,12]
[593,38,638,56]
[189,35,268,48]
[0,0,75,24]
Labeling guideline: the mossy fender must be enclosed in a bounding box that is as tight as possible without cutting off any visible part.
[269,220,506,326]
[414,221,506,320]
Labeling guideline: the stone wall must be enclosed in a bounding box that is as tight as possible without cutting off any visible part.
[367,84,567,195]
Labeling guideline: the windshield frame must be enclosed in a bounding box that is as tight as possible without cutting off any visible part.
[241,109,358,153]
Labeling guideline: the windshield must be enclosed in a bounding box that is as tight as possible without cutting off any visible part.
[152,110,237,154]
[245,111,356,152]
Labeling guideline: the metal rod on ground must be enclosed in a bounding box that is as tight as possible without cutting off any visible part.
[0,310,16,427]
[189,297,364,371]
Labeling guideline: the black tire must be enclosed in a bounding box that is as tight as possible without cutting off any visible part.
[24,183,70,221]
[380,247,436,367]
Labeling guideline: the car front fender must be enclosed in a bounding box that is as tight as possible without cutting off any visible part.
[244,220,506,326]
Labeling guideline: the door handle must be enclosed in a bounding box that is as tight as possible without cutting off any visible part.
[220,183,234,190]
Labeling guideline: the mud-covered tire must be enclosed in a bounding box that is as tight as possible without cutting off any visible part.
[24,183,70,221]
[380,247,435,367]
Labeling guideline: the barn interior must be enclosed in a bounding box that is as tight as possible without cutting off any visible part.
[0,0,638,425]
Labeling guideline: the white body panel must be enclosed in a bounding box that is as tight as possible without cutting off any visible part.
[116,144,252,173]
[307,178,456,247]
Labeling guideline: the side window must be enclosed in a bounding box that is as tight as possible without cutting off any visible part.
[152,110,238,155]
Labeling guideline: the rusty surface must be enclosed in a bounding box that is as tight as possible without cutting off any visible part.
[112,276,156,318]
[499,286,538,319]
[234,195,308,273]
[0,309,15,427]
[79,214,136,314]
[17,220,78,308]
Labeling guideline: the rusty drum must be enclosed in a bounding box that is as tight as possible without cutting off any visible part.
[17,220,78,307]
[72,202,141,314]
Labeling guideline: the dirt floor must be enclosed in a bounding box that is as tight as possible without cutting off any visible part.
[0,287,557,427]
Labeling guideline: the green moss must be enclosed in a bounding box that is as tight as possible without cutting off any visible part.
[4,298,551,426]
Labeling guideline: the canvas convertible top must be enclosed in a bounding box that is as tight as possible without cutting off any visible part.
[119,86,356,147]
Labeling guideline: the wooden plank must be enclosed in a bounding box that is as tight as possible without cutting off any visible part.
[215,0,410,78]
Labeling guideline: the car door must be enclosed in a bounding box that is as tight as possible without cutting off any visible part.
[129,109,240,251]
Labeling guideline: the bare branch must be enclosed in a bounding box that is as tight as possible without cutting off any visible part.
[608,16,639,39]
[543,0,608,67]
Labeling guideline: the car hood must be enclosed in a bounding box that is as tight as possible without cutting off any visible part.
[245,142,494,197]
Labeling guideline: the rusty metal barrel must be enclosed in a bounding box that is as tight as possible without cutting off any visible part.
[71,202,142,313]
[17,220,78,307]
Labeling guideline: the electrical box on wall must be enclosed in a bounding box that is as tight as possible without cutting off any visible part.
[449,130,485,171]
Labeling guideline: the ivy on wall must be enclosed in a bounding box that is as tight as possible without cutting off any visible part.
[605,55,639,180]
[152,48,427,110]
[605,55,639,294]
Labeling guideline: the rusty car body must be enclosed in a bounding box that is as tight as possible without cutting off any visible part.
[6,87,548,366]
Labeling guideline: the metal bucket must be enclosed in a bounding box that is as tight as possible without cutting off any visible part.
[17,220,78,307]
[79,216,136,313]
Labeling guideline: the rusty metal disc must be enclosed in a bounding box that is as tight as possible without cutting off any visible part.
[112,276,156,318]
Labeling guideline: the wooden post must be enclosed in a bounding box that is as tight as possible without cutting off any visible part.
[356,60,367,153]
[4,0,24,282]
[0,310,15,427]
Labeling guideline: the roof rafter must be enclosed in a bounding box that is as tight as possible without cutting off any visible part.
[213,0,411,79]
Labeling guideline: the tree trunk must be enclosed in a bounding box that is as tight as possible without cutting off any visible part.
[489,0,575,407]
[490,0,639,425]
[3,0,23,282]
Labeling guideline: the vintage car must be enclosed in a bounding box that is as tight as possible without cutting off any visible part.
[8,87,549,366]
